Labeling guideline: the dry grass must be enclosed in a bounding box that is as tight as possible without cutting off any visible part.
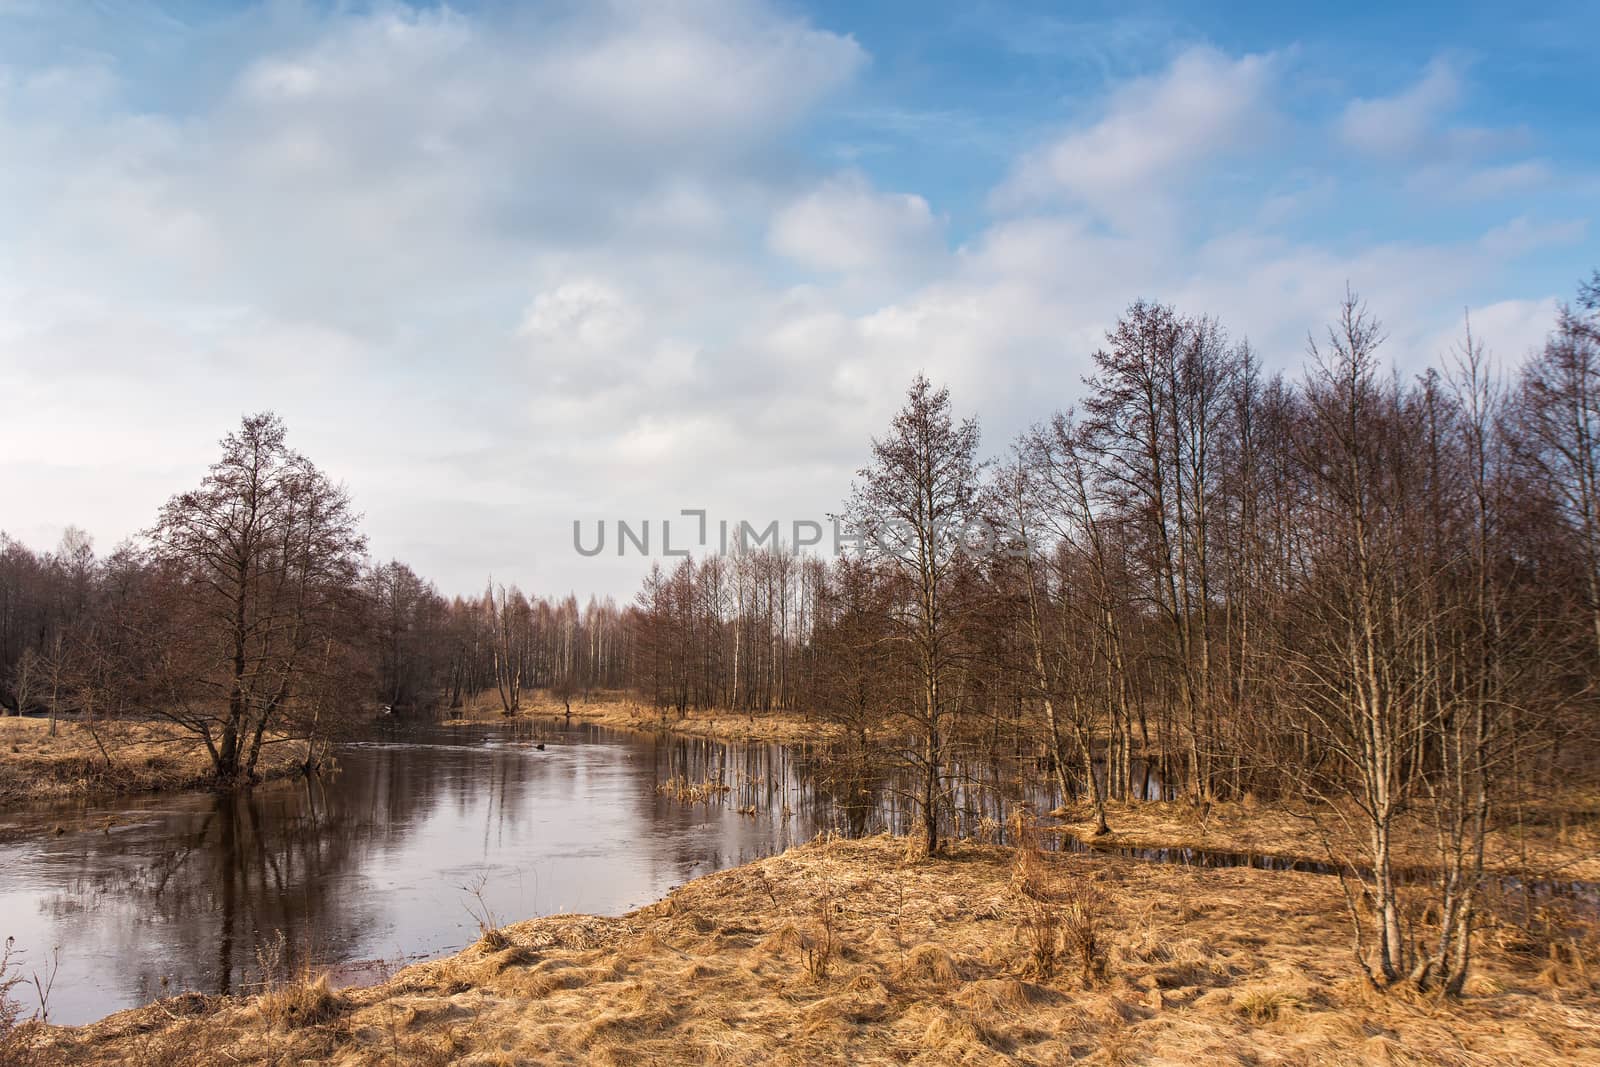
[443,690,845,746]
[0,716,303,806]
[34,834,1600,1066]
[658,774,734,804]
[463,695,1600,884]
[1056,794,1600,883]
[1,937,47,1067]
[255,973,345,1030]
[1009,826,1107,986]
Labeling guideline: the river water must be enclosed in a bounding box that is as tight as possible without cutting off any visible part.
[3,720,1589,1025]
[1,722,894,1025]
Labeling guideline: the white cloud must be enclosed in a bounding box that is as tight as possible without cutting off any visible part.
[993,46,1278,224]
[1338,58,1461,159]
[1478,215,1588,258]
[0,1,868,590]
[520,281,637,352]
[768,172,941,273]
[0,9,1582,600]
[1410,159,1552,201]
[1418,298,1560,374]
[0,1,866,325]
[1337,56,1534,175]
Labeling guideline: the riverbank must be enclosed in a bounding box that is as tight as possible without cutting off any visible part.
[1054,794,1600,885]
[0,716,305,806]
[448,692,843,746]
[28,834,1600,1065]
[450,693,1600,886]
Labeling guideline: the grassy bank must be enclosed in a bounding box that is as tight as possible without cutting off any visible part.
[1054,796,1600,885]
[27,834,1600,1066]
[447,693,1600,888]
[447,693,842,747]
[0,716,305,807]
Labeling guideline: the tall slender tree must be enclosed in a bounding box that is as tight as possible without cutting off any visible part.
[845,374,982,854]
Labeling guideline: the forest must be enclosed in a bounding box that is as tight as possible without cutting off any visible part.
[4,278,1600,999]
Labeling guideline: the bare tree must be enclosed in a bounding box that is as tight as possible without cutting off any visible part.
[8,646,37,718]
[812,556,898,755]
[845,374,982,854]
[146,413,366,785]
[1277,293,1439,987]
[990,450,1110,832]
[487,582,529,715]
[1082,302,1239,798]
[1509,293,1600,660]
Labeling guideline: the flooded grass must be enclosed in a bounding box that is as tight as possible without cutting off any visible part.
[1051,796,1600,887]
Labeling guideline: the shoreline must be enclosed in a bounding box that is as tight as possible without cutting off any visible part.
[1051,798,1600,885]
[446,694,844,747]
[0,716,307,809]
[33,834,1600,1065]
[11,701,1595,894]
[11,703,1593,893]
[453,697,1600,889]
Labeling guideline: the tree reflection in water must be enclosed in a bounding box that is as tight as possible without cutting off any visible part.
[2,722,1123,1024]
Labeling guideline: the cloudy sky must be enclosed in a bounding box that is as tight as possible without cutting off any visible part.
[2,0,1596,599]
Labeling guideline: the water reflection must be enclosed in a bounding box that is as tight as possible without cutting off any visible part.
[2,725,1156,1026]
[0,723,823,1024]
[4,722,1587,1026]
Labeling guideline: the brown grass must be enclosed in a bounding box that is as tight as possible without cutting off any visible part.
[33,834,1600,1065]
[255,973,345,1030]
[445,690,844,746]
[467,694,1600,885]
[1056,794,1600,883]
[1,937,46,1067]
[0,716,303,807]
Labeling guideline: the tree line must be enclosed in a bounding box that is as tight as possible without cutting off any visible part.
[0,415,633,783]
[625,277,1600,994]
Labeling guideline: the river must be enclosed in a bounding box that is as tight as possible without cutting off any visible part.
[1,721,899,1025]
[3,719,1588,1026]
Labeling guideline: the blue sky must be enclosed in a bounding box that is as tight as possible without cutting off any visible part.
[1,1,1595,597]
